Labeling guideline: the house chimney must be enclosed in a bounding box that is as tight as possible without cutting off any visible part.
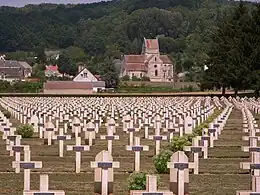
[0,54,6,61]
[78,64,85,73]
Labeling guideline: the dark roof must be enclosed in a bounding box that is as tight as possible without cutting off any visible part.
[0,60,32,78]
[160,55,173,64]
[44,81,93,90]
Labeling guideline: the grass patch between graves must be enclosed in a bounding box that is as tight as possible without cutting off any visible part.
[153,107,224,174]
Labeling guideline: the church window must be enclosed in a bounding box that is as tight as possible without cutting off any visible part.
[140,73,142,77]
[154,65,157,68]
[155,57,157,61]
[83,72,88,78]
[155,70,158,76]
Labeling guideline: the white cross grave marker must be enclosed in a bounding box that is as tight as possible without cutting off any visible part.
[12,149,42,191]
[67,137,90,173]
[23,174,65,195]
[53,128,71,157]
[126,137,149,172]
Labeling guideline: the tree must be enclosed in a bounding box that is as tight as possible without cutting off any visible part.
[57,53,77,76]
[203,2,252,95]
[34,47,46,64]
[248,4,260,96]
[97,59,119,88]
[65,46,87,62]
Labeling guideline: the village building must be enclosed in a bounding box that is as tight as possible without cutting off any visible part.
[45,65,62,77]
[43,65,105,94]
[44,50,60,62]
[0,56,32,81]
[120,37,175,82]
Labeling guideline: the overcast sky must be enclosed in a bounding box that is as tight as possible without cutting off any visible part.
[0,0,107,7]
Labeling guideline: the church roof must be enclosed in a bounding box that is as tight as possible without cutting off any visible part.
[124,55,145,63]
[124,63,147,72]
[145,38,159,50]
[123,55,147,71]
[160,55,172,64]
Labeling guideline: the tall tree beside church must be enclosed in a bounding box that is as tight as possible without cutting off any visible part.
[203,2,252,95]
[248,4,260,97]
[97,58,119,88]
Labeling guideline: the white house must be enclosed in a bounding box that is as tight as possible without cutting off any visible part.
[73,66,106,92]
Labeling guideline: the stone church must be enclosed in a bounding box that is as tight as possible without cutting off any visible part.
[120,38,174,82]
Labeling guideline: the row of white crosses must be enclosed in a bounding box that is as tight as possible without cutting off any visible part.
[236,102,260,195]
[0,111,66,195]
[0,96,229,174]
[0,96,234,195]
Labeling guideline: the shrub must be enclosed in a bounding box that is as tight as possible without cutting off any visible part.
[140,76,150,81]
[167,136,191,152]
[121,75,130,81]
[127,172,160,190]
[2,110,11,119]
[193,123,208,136]
[131,76,141,81]
[153,150,173,174]
[16,124,34,138]
[127,172,146,190]
[102,116,107,123]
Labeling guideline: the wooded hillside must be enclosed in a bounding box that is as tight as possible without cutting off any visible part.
[0,0,237,72]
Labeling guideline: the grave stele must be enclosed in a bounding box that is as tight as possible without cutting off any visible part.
[167,151,190,195]
[91,150,120,195]
[85,122,96,146]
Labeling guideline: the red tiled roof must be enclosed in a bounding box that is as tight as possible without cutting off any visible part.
[44,81,93,90]
[45,65,58,72]
[124,55,145,63]
[160,55,173,64]
[125,63,147,72]
[145,39,159,49]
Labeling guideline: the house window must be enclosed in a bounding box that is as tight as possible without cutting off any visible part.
[140,73,142,77]
[132,73,135,77]
[155,70,158,76]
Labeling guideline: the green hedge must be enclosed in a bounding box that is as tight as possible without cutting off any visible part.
[154,108,224,174]
[116,85,198,93]
[0,81,43,93]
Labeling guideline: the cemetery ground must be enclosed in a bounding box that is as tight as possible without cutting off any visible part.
[0,100,253,195]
